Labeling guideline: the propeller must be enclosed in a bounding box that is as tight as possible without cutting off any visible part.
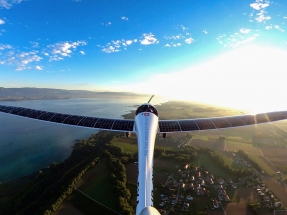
[147,95,154,103]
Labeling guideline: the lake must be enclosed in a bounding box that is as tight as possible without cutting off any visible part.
[0,97,166,182]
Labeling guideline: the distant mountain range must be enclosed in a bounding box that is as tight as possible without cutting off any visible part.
[0,87,147,101]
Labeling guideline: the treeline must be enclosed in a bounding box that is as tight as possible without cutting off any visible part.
[0,131,119,215]
[154,145,197,162]
[237,150,262,172]
[104,145,135,215]
[199,148,253,177]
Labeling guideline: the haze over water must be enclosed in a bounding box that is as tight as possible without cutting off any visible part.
[0,97,165,182]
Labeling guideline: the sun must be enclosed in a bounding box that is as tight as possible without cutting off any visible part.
[119,45,287,113]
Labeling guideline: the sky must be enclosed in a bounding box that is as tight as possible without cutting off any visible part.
[1,0,287,112]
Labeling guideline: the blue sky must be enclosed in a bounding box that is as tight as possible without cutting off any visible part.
[1,0,287,112]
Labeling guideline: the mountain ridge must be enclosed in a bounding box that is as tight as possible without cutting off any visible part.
[0,87,147,101]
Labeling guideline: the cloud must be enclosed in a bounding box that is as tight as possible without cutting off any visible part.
[102,40,122,53]
[15,66,29,71]
[102,46,120,53]
[185,38,194,44]
[164,42,182,48]
[217,27,260,48]
[265,25,285,32]
[203,29,208,34]
[1,50,43,71]
[126,40,133,45]
[100,38,138,53]
[47,41,87,61]
[239,28,251,34]
[35,65,43,70]
[140,33,158,45]
[255,11,271,22]
[173,43,181,47]
[0,41,88,70]
[181,25,188,31]
[112,40,121,48]
[18,51,42,65]
[249,0,271,23]
[121,16,128,21]
[0,19,5,25]
[164,34,185,40]
[0,0,23,9]
[30,41,39,48]
[0,44,12,50]
[250,0,269,10]
[102,22,111,26]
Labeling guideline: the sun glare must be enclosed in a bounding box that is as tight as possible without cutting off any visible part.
[121,45,287,113]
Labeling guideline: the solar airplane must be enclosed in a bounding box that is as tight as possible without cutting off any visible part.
[1,96,287,215]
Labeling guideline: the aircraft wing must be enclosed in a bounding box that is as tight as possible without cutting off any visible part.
[0,105,135,132]
[158,111,287,133]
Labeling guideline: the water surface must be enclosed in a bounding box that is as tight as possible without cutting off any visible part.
[0,97,165,182]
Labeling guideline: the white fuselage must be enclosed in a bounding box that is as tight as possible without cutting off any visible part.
[135,112,159,215]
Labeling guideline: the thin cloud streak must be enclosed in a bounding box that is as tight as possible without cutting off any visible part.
[0,0,23,9]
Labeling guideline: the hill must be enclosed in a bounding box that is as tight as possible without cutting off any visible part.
[0,87,147,101]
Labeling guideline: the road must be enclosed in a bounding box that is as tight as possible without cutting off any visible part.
[262,177,287,208]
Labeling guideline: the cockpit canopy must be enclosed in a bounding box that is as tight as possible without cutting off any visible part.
[135,103,158,116]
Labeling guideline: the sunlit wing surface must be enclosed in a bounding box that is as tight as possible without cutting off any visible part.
[0,105,135,132]
[158,111,287,133]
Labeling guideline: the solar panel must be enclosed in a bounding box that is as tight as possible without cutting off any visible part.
[0,105,135,132]
[210,118,231,129]
[267,111,287,121]
[50,113,71,123]
[224,117,245,127]
[17,108,33,117]
[38,112,56,121]
[194,119,216,130]
[112,120,134,131]
[9,107,26,115]
[78,117,100,127]
[0,105,15,113]
[63,115,85,125]
[1,104,287,133]
[265,112,280,121]
[255,113,269,123]
[159,121,181,132]
[94,118,115,129]
[27,110,45,119]
[178,120,199,131]
[237,115,256,125]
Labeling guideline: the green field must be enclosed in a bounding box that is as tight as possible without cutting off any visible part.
[214,150,246,170]
[112,138,180,153]
[112,141,138,153]
[192,153,235,179]
[69,191,118,215]
[225,141,261,155]
[248,155,276,176]
[276,166,287,173]
[71,159,117,209]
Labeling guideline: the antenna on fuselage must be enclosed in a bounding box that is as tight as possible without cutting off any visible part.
[147,95,154,103]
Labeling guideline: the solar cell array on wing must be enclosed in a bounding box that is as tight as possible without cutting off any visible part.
[158,121,181,132]
[158,111,287,133]
[0,105,135,132]
[1,105,287,133]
